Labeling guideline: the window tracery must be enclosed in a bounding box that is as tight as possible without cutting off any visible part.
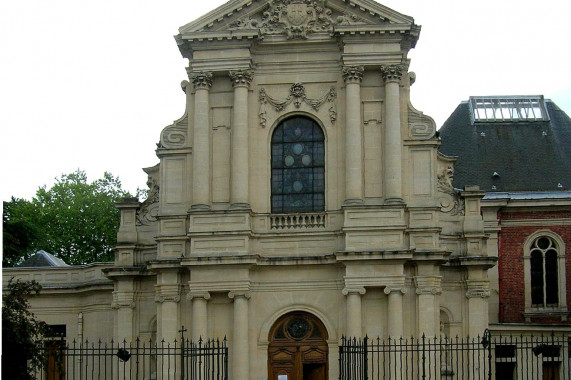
[271,116,325,213]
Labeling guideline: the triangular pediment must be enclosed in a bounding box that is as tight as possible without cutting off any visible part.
[178,0,418,41]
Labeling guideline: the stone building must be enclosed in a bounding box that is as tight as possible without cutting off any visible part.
[3,1,501,379]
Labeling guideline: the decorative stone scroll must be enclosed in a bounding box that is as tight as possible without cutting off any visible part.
[229,0,366,40]
[407,102,436,140]
[111,291,135,309]
[437,166,465,215]
[258,83,337,127]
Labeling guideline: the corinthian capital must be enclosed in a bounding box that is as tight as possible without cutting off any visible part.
[342,65,364,83]
[229,69,254,88]
[190,71,213,90]
[381,64,404,82]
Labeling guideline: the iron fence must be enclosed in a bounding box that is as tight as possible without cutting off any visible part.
[36,330,227,380]
[339,331,570,380]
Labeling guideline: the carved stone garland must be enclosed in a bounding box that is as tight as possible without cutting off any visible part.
[437,166,465,215]
[229,0,366,40]
[259,83,337,127]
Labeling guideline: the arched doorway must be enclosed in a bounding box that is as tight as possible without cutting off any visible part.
[268,311,328,380]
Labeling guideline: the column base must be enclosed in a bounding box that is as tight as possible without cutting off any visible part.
[384,197,405,205]
[343,198,364,207]
[190,203,211,211]
[229,202,251,210]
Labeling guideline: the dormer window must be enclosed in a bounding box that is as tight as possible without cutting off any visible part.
[271,116,325,213]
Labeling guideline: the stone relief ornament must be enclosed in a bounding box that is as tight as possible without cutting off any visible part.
[258,83,337,127]
[380,64,404,82]
[137,175,159,226]
[229,69,254,87]
[437,166,465,215]
[229,0,366,40]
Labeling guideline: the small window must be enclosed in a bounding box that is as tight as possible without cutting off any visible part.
[271,116,325,213]
[530,236,559,307]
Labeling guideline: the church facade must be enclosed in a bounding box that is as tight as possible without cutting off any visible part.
[4,1,500,379]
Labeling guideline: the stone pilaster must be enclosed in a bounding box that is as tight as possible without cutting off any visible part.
[342,65,364,205]
[381,64,404,204]
[465,276,491,337]
[229,291,251,380]
[342,286,366,338]
[188,291,211,340]
[191,71,213,210]
[414,275,442,337]
[155,282,182,343]
[229,69,253,209]
[384,286,407,338]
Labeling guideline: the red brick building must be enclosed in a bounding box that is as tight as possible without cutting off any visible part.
[439,96,571,332]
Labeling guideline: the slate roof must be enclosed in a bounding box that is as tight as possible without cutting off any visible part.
[17,250,69,268]
[438,98,571,192]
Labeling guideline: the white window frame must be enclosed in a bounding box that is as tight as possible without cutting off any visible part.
[523,230,568,321]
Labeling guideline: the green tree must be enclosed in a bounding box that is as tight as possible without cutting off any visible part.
[3,198,40,266]
[2,279,52,380]
[3,170,130,266]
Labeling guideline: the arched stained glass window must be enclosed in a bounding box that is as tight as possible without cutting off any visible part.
[530,236,559,307]
[271,116,325,213]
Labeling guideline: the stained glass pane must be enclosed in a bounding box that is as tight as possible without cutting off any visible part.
[271,116,325,213]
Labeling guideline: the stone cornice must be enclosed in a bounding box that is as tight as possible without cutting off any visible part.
[176,0,419,44]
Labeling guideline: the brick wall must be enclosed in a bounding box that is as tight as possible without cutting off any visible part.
[498,210,571,324]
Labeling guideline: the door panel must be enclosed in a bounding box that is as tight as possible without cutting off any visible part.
[268,312,329,380]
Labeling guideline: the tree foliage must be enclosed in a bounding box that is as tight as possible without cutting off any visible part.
[2,279,51,380]
[3,170,130,266]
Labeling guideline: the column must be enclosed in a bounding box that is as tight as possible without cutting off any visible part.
[229,291,250,380]
[343,287,365,338]
[229,70,253,209]
[189,291,210,340]
[191,71,213,210]
[381,65,404,204]
[342,65,364,205]
[384,287,406,338]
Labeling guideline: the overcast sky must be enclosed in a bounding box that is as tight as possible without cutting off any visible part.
[1,0,570,202]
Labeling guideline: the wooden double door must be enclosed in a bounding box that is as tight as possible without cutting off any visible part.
[268,312,329,380]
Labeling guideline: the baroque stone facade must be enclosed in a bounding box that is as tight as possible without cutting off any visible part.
[3,1,500,379]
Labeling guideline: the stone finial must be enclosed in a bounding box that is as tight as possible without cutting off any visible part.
[381,64,404,82]
[229,69,254,88]
[190,71,213,90]
[342,65,365,83]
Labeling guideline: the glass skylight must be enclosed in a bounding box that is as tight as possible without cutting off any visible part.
[469,96,549,123]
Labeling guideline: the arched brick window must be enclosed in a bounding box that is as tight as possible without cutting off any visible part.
[530,236,559,307]
[271,116,325,213]
[523,230,567,321]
